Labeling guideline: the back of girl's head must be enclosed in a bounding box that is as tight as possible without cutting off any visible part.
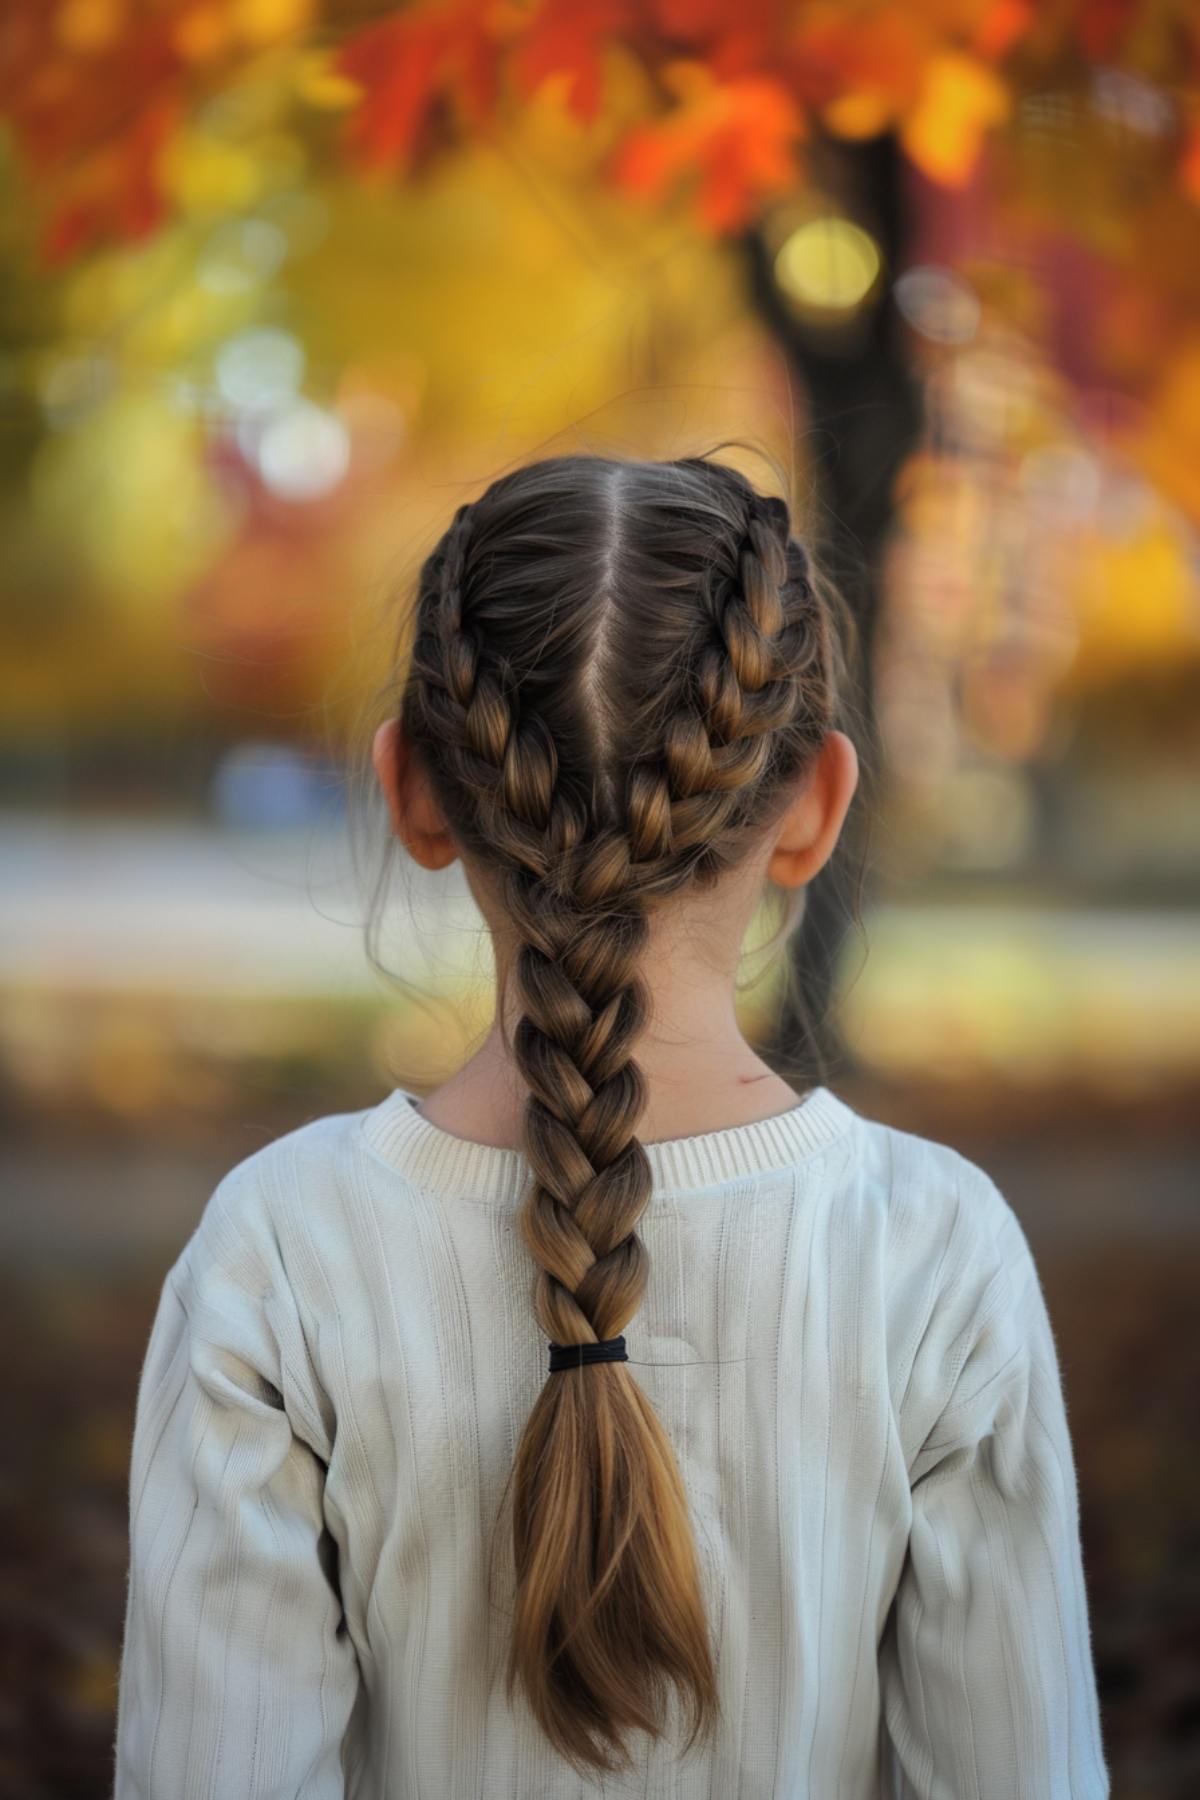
[394,450,852,1776]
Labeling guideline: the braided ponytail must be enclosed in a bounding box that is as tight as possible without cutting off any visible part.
[398,454,847,1775]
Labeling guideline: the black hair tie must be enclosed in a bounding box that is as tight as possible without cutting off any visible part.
[548,1335,628,1374]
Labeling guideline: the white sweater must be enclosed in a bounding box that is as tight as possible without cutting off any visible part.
[114,1083,1109,1799]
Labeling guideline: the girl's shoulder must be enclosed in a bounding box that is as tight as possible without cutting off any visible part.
[170,1103,380,1289]
[838,1098,1032,1288]
[841,1109,1050,1466]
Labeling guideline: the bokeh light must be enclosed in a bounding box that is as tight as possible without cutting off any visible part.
[773,216,882,315]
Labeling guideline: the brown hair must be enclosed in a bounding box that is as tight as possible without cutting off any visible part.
[393,451,851,1775]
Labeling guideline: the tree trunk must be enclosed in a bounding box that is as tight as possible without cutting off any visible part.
[744,131,924,1084]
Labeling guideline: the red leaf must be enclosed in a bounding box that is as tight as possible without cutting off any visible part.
[511,0,634,125]
[649,0,781,76]
[336,0,502,173]
[43,200,97,268]
[39,87,180,265]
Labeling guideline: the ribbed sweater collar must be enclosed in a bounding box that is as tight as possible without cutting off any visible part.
[361,1083,856,1207]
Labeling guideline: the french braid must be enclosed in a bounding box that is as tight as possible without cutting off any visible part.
[398,456,845,1775]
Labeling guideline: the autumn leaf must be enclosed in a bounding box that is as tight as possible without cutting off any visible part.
[650,0,783,77]
[335,0,504,173]
[40,92,183,264]
[510,0,636,125]
[783,8,928,114]
[613,61,804,232]
[901,51,1011,189]
[972,0,1035,62]
[0,5,225,262]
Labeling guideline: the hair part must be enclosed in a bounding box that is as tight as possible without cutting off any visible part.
[395,451,852,1774]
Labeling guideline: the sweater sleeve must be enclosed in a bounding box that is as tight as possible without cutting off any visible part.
[878,1181,1110,1799]
[113,1161,360,1799]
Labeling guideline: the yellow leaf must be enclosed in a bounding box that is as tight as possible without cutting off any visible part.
[901,52,1011,188]
[822,90,895,141]
[231,0,314,46]
[294,48,364,111]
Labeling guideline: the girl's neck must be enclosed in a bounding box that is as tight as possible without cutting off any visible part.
[415,1014,804,1155]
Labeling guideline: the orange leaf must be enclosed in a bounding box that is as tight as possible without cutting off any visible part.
[613,63,803,232]
[900,51,1010,189]
[822,90,896,141]
[784,12,926,113]
[972,0,1035,62]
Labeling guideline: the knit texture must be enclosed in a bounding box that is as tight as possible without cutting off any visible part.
[113,1084,1110,1798]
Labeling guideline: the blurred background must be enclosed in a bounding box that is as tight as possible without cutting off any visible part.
[1,3,1198,1795]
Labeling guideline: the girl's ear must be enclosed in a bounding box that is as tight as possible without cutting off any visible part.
[372,719,460,871]
[766,729,859,890]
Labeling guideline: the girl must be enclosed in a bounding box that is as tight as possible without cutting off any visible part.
[114,453,1109,1797]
